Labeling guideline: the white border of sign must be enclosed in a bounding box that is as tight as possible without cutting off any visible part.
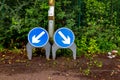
[28,27,49,47]
[54,27,75,48]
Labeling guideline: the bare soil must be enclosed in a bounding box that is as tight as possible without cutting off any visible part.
[0,50,120,80]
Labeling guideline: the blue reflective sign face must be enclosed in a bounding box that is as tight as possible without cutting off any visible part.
[54,27,75,48]
[28,27,49,47]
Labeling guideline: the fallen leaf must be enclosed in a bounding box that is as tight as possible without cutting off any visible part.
[117,65,120,69]
[48,76,52,80]
[110,70,115,76]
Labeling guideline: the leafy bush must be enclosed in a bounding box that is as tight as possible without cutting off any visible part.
[0,0,120,55]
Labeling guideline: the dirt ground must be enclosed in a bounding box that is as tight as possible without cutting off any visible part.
[0,51,120,80]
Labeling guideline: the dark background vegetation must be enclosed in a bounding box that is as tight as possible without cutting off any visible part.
[0,0,120,56]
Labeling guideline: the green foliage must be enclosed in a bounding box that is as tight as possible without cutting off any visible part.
[0,0,49,48]
[76,36,87,55]
[55,0,78,29]
[88,38,99,54]
[0,0,120,56]
[76,0,120,55]
[0,0,79,48]
[76,36,99,56]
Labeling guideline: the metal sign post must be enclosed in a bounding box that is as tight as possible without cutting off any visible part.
[26,27,51,60]
[26,0,55,60]
[48,0,55,40]
[26,0,77,60]
[52,27,76,60]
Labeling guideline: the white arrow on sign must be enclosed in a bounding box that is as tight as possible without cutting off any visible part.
[32,31,45,43]
[58,31,70,44]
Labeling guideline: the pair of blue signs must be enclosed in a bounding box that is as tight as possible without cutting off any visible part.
[28,27,75,48]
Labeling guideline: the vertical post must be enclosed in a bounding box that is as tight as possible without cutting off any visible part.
[48,0,55,40]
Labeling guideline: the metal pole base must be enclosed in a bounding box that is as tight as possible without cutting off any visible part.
[52,43,76,60]
[26,42,51,60]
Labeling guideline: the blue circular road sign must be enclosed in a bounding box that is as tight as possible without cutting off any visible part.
[28,27,49,47]
[54,27,75,48]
